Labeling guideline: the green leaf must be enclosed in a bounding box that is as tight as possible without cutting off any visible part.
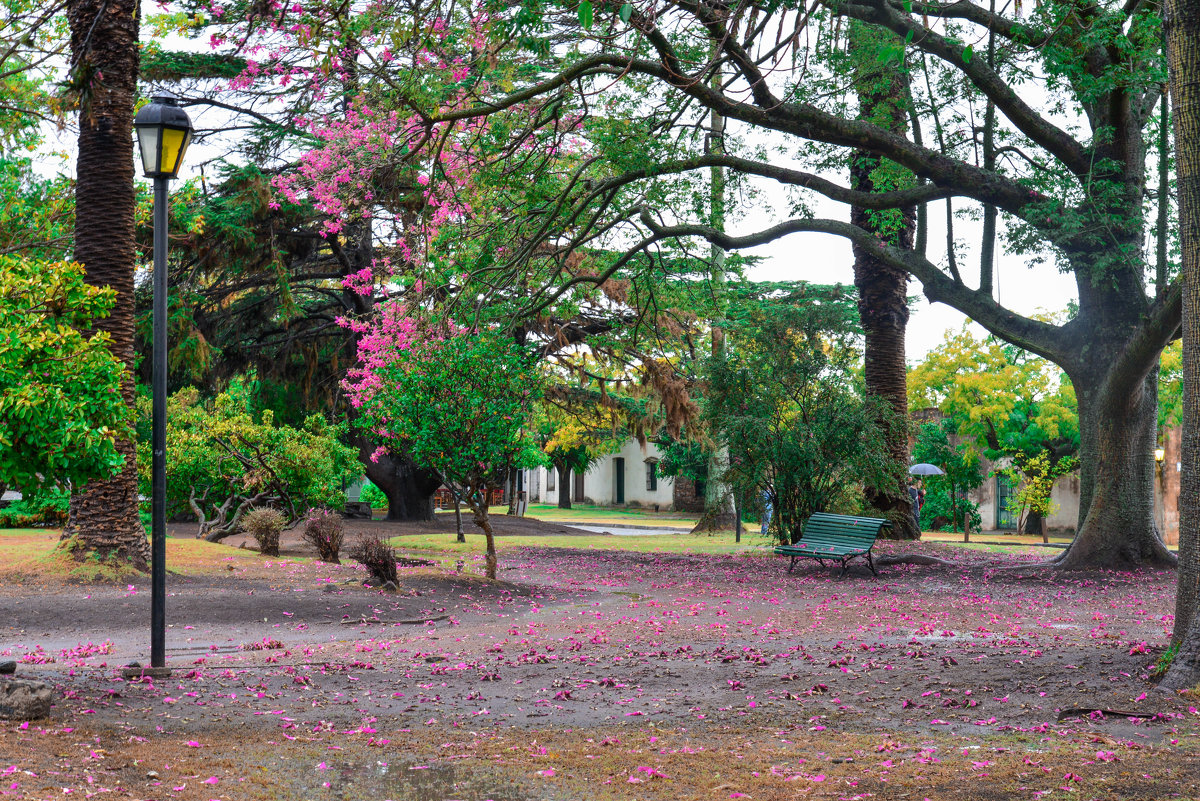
[579,0,594,29]
[963,44,974,63]
[904,29,914,44]
[619,3,632,23]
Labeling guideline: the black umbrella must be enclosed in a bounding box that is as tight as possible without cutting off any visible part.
[908,463,945,476]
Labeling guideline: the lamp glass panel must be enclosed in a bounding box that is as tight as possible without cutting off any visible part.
[137,126,160,176]
[174,128,193,176]
[161,127,187,177]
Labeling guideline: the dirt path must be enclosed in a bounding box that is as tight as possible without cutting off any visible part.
[1,538,1198,800]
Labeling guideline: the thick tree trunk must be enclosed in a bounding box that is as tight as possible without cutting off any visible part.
[556,465,571,509]
[1162,0,1200,690]
[691,457,736,532]
[849,21,918,541]
[1056,372,1175,569]
[354,436,441,522]
[61,0,149,569]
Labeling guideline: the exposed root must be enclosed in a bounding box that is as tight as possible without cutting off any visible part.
[1057,707,1163,722]
[874,554,961,568]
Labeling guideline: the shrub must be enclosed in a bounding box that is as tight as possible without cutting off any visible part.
[141,384,359,541]
[359,481,387,509]
[242,507,285,556]
[347,534,398,587]
[0,486,71,528]
[303,508,344,563]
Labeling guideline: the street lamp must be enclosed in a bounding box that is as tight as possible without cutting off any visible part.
[134,91,192,672]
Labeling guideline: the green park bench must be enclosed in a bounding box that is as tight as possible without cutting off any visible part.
[773,512,891,576]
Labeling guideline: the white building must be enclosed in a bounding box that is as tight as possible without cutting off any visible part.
[522,439,680,510]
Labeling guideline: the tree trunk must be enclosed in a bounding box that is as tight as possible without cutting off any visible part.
[471,503,498,580]
[849,20,918,541]
[354,436,441,522]
[1161,0,1200,690]
[1056,372,1175,569]
[691,459,736,532]
[556,464,571,509]
[61,0,149,569]
[506,467,517,515]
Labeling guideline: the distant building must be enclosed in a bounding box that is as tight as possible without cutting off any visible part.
[913,409,1180,545]
[522,439,685,511]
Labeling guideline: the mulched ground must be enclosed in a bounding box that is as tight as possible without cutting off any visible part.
[1,521,1198,800]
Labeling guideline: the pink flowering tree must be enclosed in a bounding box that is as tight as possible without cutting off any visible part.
[345,315,545,579]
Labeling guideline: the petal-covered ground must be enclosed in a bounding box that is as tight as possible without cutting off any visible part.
[1,530,1198,800]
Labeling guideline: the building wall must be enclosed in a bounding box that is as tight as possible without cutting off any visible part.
[525,440,677,509]
[1157,425,1181,546]
[972,425,1179,541]
[973,458,1079,534]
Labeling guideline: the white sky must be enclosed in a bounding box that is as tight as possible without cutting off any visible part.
[740,196,1080,361]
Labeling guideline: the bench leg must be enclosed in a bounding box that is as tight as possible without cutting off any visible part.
[839,558,848,576]
[866,552,878,577]
[788,556,797,573]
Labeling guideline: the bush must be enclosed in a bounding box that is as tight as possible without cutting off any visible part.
[303,508,344,563]
[347,534,398,587]
[919,488,981,534]
[140,384,359,540]
[243,507,285,556]
[359,480,387,509]
[0,486,71,528]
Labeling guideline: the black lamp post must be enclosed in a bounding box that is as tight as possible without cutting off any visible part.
[134,91,192,671]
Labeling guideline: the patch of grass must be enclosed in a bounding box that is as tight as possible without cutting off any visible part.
[32,539,147,583]
[0,528,329,585]
[525,503,698,529]
[1152,640,1181,678]
[388,530,766,558]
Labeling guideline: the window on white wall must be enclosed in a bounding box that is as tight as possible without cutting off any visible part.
[645,460,658,491]
[547,467,555,492]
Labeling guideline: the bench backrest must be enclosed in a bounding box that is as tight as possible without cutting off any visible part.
[799,512,890,549]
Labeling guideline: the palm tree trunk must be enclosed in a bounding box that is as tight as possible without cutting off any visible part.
[849,20,918,540]
[1162,0,1200,690]
[61,0,148,568]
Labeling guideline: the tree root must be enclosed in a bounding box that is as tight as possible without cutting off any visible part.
[1057,707,1160,722]
[874,554,962,568]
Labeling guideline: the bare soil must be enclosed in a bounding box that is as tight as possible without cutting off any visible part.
[1,520,1198,800]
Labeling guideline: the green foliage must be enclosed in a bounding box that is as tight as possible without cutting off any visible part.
[656,435,711,484]
[0,257,131,492]
[139,384,358,534]
[704,283,901,545]
[242,507,285,556]
[0,485,70,528]
[0,158,73,260]
[918,487,981,534]
[912,422,985,534]
[534,406,623,490]
[1159,341,1182,429]
[139,45,248,81]
[353,331,546,498]
[908,324,1079,468]
[1000,451,1079,532]
[359,481,388,509]
[1152,640,1180,678]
